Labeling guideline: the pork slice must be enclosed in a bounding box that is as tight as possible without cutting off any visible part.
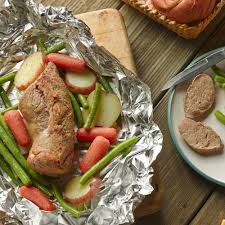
[179,118,224,156]
[19,62,75,176]
[184,74,215,120]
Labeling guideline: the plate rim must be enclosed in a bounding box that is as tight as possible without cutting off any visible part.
[167,46,225,187]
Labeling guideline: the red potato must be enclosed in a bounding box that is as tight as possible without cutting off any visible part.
[76,127,118,144]
[46,53,86,73]
[4,110,31,147]
[64,176,101,205]
[79,136,110,173]
[15,52,45,90]
[19,186,55,211]
[65,69,96,95]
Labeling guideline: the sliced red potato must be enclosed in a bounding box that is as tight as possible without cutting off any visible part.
[15,52,45,90]
[65,69,96,95]
[64,176,101,205]
[88,91,122,127]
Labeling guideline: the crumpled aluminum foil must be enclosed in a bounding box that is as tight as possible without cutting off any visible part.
[0,0,163,225]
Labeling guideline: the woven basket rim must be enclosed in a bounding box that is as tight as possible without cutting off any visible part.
[123,0,225,38]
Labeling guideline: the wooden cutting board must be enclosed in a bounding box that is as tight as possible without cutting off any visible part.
[77,9,136,74]
[77,9,163,218]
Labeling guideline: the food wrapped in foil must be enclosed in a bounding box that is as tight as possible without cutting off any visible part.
[0,0,163,224]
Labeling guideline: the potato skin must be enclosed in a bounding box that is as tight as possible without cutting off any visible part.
[152,0,216,24]
[65,71,97,95]
[65,77,96,95]
[64,177,102,205]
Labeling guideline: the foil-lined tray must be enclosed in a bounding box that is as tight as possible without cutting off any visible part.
[0,0,163,224]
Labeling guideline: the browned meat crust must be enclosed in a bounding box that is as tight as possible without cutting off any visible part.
[19,62,75,176]
[184,74,215,121]
[179,118,224,156]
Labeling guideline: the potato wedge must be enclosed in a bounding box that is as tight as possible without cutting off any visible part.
[15,52,45,90]
[65,69,96,95]
[88,91,121,127]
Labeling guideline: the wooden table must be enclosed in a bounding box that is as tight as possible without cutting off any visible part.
[41,1,225,224]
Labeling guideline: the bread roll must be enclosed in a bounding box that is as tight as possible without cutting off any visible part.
[151,0,217,23]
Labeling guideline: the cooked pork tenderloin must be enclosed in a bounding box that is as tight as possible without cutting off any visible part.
[19,62,75,176]
[179,118,224,156]
[184,74,215,120]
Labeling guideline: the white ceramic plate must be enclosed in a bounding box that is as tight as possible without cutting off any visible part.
[168,47,225,186]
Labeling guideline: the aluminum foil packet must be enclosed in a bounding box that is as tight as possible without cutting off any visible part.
[0,0,163,225]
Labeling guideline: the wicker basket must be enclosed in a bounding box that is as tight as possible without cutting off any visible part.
[122,0,225,39]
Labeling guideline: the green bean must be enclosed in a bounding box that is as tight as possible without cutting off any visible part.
[77,94,89,109]
[37,37,48,53]
[0,126,49,186]
[0,140,31,185]
[80,136,138,184]
[6,80,15,94]
[32,180,53,197]
[73,204,86,212]
[0,72,16,85]
[123,147,132,156]
[214,75,225,84]
[0,114,15,140]
[98,76,113,93]
[212,65,225,77]
[0,117,35,188]
[44,42,66,55]
[11,166,19,180]
[0,104,18,114]
[68,91,84,128]
[52,184,81,218]
[0,155,22,186]
[0,86,11,108]
[215,110,225,125]
[84,83,101,128]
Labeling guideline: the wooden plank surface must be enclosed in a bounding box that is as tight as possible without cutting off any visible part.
[190,188,225,225]
[37,1,225,225]
[41,0,123,14]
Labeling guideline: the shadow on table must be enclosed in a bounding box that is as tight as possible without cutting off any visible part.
[135,212,164,225]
